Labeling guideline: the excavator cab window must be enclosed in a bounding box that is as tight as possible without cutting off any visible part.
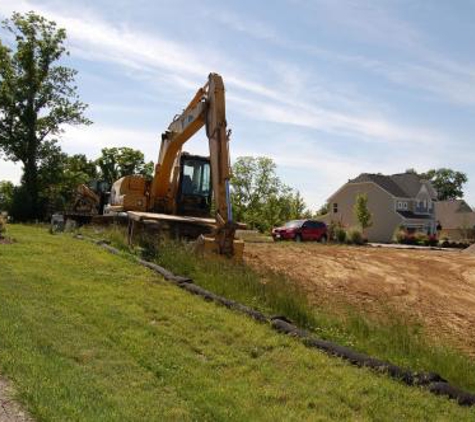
[177,156,212,216]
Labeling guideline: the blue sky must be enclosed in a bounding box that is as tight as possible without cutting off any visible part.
[1,0,474,210]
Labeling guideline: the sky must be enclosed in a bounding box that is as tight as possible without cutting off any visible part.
[0,0,474,210]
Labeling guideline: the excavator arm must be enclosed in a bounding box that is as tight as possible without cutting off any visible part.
[149,73,236,255]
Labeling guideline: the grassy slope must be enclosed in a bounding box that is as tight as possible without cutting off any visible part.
[120,228,475,394]
[0,226,474,421]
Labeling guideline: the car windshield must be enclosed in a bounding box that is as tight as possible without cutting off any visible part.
[284,220,303,228]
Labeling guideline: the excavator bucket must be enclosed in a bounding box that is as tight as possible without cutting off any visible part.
[195,235,245,261]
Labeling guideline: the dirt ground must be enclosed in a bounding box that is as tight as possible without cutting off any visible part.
[245,242,475,355]
[0,377,33,422]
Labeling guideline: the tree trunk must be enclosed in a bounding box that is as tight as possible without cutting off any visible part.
[23,149,39,220]
[22,98,39,220]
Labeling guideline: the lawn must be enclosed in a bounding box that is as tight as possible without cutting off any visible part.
[0,225,474,421]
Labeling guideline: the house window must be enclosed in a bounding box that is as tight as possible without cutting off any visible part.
[397,201,407,210]
[333,203,338,213]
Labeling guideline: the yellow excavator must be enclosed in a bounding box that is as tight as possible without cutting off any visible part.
[107,73,242,257]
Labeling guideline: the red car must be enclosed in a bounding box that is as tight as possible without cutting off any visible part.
[272,219,328,242]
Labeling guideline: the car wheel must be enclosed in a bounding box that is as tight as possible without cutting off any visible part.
[295,234,302,242]
[320,235,328,244]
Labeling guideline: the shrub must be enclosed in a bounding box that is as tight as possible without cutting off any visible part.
[393,228,407,244]
[347,228,364,245]
[335,226,347,243]
[414,231,429,246]
[427,234,438,247]
[0,214,6,238]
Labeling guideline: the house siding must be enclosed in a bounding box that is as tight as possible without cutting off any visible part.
[326,182,403,242]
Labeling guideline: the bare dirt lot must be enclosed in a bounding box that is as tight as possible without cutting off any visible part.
[245,242,475,355]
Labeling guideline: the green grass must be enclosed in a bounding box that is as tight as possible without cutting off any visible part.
[84,224,475,396]
[1,225,475,421]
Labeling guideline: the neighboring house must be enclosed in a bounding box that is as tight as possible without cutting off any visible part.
[322,173,438,243]
[435,200,475,241]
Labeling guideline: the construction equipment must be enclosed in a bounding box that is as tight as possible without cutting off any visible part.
[107,73,242,257]
[69,181,110,216]
[72,184,101,215]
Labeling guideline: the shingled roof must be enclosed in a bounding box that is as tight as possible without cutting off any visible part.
[349,172,436,198]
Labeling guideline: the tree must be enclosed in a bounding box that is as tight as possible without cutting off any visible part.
[0,12,90,220]
[96,147,153,185]
[231,156,310,232]
[354,193,372,235]
[315,202,329,216]
[422,168,467,201]
[406,168,468,200]
[36,148,98,217]
[0,180,14,212]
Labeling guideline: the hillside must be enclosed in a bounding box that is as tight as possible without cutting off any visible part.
[0,225,474,421]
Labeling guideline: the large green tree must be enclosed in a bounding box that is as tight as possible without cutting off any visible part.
[406,168,468,200]
[37,149,98,216]
[96,147,154,185]
[422,168,468,201]
[0,12,90,219]
[231,156,310,232]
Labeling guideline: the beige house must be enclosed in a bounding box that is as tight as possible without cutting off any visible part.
[435,200,475,241]
[322,173,438,242]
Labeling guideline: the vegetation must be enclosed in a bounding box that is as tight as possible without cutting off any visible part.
[0,12,91,220]
[85,224,475,396]
[393,228,438,246]
[347,228,364,245]
[2,226,475,420]
[1,146,152,220]
[0,214,6,237]
[0,180,13,211]
[353,193,372,236]
[315,202,329,216]
[334,225,347,243]
[406,168,468,200]
[231,156,310,232]
[96,147,154,185]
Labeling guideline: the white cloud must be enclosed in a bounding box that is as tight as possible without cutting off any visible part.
[228,94,445,147]
[60,125,159,160]
[0,0,453,148]
[208,10,280,42]
[0,160,22,184]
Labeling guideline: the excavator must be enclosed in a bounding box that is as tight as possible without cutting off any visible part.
[107,73,243,258]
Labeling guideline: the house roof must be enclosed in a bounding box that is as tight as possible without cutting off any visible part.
[349,172,436,199]
[435,200,475,230]
[349,174,408,197]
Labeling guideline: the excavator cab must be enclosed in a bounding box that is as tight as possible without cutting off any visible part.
[176,154,212,217]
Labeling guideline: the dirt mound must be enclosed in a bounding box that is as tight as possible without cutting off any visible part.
[463,244,475,254]
[245,243,475,356]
